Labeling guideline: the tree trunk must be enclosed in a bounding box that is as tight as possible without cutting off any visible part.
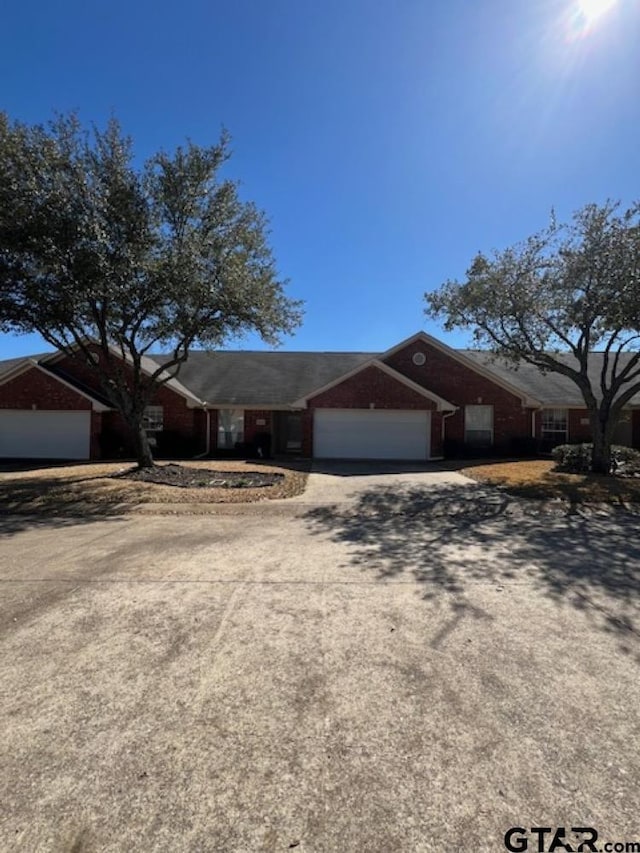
[133,422,154,469]
[590,420,612,476]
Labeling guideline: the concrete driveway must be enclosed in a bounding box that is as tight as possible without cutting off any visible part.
[286,460,472,505]
[1,468,639,852]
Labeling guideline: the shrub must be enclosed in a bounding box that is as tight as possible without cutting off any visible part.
[612,445,640,474]
[552,443,640,474]
[552,443,593,473]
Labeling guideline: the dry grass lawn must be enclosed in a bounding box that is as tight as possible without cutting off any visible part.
[462,458,640,505]
[0,459,309,515]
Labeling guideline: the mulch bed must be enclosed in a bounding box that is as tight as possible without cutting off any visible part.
[121,463,284,490]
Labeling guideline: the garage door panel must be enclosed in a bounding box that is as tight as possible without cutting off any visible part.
[0,411,91,459]
[314,409,430,460]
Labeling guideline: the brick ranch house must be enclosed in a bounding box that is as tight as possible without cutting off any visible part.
[0,331,639,461]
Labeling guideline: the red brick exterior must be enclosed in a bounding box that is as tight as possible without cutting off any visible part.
[3,341,638,460]
[431,412,443,458]
[243,411,274,446]
[383,342,531,450]
[54,350,203,458]
[301,410,313,458]
[303,365,439,457]
[568,410,593,442]
[300,342,536,457]
[90,411,102,459]
[0,365,104,458]
[310,366,437,410]
[533,408,640,448]
[0,366,92,411]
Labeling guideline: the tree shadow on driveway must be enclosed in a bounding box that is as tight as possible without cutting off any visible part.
[303,482,640,655]
[0,471,135,538]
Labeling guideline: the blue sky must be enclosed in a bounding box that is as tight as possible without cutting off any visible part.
[2,0,639,358]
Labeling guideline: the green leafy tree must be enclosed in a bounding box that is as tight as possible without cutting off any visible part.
[0,113,302,468]
[425,202,640,475]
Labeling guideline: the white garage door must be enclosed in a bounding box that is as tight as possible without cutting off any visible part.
[0,411,91,459]
[314,409,431,460]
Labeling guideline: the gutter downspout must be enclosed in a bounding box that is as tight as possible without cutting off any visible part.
[531,407,542,438]
[193,404,211,459]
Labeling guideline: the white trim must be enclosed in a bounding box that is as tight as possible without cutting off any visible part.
[42,343,205,407]
[292,358,457,412]
[0,360,111,412]
[203,404,303,411]
[380,331,542,407]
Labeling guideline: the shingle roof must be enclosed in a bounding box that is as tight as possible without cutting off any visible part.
[461,350,640,406]
[2,345,639,408]
[149,351,374,406]
[138,353,203,405]
[0,354,51,380]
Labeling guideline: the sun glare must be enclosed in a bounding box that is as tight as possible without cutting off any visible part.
[564,0,618,40]
[577,0,617,23]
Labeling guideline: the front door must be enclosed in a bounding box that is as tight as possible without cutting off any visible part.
[275,411,303,454]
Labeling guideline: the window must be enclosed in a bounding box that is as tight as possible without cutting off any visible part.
[541,409,567,444]
[218,409,244,449]
[465,405,493,446]
[143,406,164,432]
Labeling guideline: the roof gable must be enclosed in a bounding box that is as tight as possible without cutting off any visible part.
[292,358,456,411]
[3,333,639,409]
[0,359,112,411]
[41,344,204,407]
[380,331,542,406]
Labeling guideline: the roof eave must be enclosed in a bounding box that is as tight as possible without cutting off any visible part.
[383,331,543,407]
[43,342,205,407]
[291,358,457,412]
[0,359,112,412]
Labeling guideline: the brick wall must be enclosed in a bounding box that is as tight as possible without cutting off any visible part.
[301,410,313,458]
[0,367,91,411]
[569,410,592,442]
[310,366,438,410]
[0,365,105,458]
[303,365,438,458]
[52,349,200,457]
[0,366,92,410]
[243,411,274,446]
[533,409,597,444]
[90,411,102,458]
[533,408,640,449]
[383,343,531,449]
[431,412,443,458]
